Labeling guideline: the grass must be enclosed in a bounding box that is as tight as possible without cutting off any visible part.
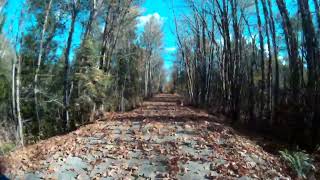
[0,143,15,155]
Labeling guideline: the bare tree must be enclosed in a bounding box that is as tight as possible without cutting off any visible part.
[266,0,279,121]
[276,0,300,96]
[261,0,273,124]
[83,0,97,40]
[141,16,163,97]
[254,0,266,125]
[63,0,79,131]
[297,0,320,144]
[313,0,320,33]
[34,0,53,134]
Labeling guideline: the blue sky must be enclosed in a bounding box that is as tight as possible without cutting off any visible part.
[139,0,187,71]
[2,0,311,72]
[2,0,186,69]
[2,0,189,72]
[3,0,24,42]
[138,0,298,71]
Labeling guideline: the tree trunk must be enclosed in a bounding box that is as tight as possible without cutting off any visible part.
[16,54,23,146]
[242,11,256,128]
[261,0,273,126]
[297,0,319,89]
[230,0,241,123]
[297,0,320,145]
[84,0,96,40]
[99,4,112,70]
[276,0,302,143]
[144,57,148,97]
[250,38,256,128]
[11,55,16,133]
[255,0,265,127]
[313,0,320,33]
[276,0,300,96]
[215,0,232,113]
[201,13,207,106]
[64,2,78,131]
[267,0,279,123]
[33,0,53,135]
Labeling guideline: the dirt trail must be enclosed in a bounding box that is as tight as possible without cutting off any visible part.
[4,94,291,179]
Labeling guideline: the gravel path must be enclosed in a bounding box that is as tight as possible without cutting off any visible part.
[4,94,291,179]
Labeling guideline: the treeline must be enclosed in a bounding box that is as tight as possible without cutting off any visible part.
[171,0,320,148]
[0,0,164,147]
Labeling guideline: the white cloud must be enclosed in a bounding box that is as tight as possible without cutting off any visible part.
[137,13,166,28]
[165,47,177,52]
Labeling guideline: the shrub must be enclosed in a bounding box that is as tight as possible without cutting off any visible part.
[279,149,315,179]
[0,143,15,155]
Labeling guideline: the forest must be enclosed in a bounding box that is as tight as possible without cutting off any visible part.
[171,0,320,148]
[0,0,320,179]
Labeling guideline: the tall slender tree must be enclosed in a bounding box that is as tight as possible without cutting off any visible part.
[297,0,320,144]
[63,0,79,131]
[34,0,53,135]
[255,0,266,125]
[267,0,280,121]
[261,0,273,124]
[276,0,300,96]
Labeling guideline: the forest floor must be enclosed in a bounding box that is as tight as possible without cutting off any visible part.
[4,94,294,179]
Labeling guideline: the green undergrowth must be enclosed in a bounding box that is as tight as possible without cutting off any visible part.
[279,149,315,179]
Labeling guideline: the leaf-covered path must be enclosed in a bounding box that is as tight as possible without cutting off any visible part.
[5,94,291,179]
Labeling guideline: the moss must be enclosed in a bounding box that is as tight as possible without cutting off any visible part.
[0,143,15,155]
